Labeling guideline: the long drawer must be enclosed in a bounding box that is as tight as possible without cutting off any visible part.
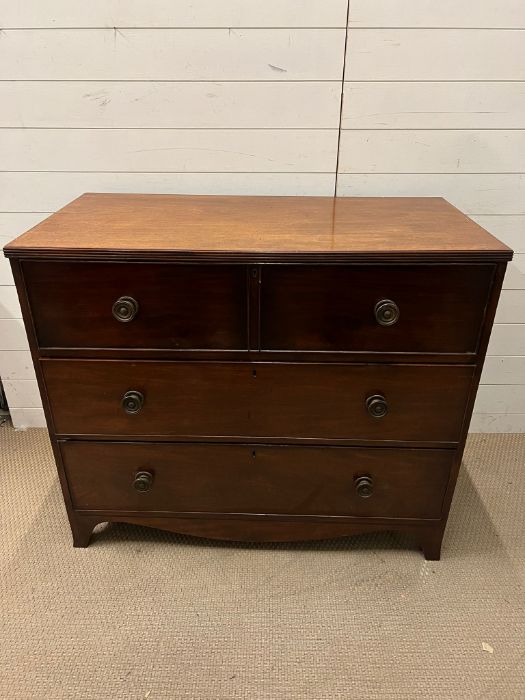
[43,360,474,442]
[61,441,453,520]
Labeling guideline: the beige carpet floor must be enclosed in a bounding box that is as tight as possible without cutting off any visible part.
[0,424,524,699]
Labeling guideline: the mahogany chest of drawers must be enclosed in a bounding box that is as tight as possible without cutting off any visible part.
[4,194,513,559]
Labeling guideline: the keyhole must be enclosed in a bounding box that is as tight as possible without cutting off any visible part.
[252,450,256,459]
[252,369,257,378]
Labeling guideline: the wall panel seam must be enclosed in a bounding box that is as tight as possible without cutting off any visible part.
[333,0,351,195]
[0,127,341,131]
[2,27,525,31]
[0,172,338,175]
[1,26,350,31]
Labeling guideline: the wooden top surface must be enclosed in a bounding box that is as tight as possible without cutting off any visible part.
[3,193,513,263]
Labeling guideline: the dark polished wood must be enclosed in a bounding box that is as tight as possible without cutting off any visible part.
[70,515,446,556]
[71,515,104,548]
[23,261,248,350]
[438,262,509,535]
[42,359,474,443]
[36,347,479,364]
[261,264,493,353]
[60,441,453,519]
[3,193,512,559]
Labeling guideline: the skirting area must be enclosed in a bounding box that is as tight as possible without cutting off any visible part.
[1,424,524,699]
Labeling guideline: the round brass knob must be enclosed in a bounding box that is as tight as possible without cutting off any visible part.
[121,390,144,414]
[355,475,373,499]
[366,394,388,418]
[133,470,153,493]
[374,299,399,326]
[112,296,139,322]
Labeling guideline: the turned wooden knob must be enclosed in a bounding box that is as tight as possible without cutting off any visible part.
[112,296,139,322]
[355,475,374,498]
[121,390,144,414]
[374,299,399,326]
[133,471,153,493]
[366,394,388,418]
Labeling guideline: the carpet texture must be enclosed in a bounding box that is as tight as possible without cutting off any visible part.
[0,424,524,699]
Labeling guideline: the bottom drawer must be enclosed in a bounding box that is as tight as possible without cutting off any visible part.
[61,442,453,520]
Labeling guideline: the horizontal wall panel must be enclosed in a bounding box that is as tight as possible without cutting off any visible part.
[0,128,338,173]
[337,174,525,215]
[9,408,46,429]
[339,130,525,174]
[0,29,345,81]
[482,357,525,385]
[0,81,342,129]
[342,82,525,129]
[346,30,525,81]
[475,385,525,414]
[0,173,335,212]
[471,216,525,253]
[0,351,35,381]
[488,325,525,356]
[470,413,525,432]
[0,213,52,237]
[0,214,50,284]
[0,320,30,351]
[496,291,525,323]
[0,286,21,319]
[12,176,524,221]
[348,1,525,28]
[0,1,348,28]
[503,256,525,289]
[0,260,14,285]
[2,380,42,409]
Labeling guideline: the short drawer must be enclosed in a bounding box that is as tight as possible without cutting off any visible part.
[43,360,474,443]
[260,264,494,354]
[61,441,453,520]
[23,261,248,350]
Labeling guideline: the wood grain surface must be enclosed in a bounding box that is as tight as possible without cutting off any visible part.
[61,441,452,520]
[24,261,248,350]
[4,193,512,262]
[261,264,493,353]
[41,359,474,443]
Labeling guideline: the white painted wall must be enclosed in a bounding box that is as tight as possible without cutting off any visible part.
[338,2,525,433]
[0,1,523,432]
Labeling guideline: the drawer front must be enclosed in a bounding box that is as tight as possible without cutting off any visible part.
[23,261,248,349]
[43,360,474,442]
[260,265,493,353]
[61,441,453,520]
